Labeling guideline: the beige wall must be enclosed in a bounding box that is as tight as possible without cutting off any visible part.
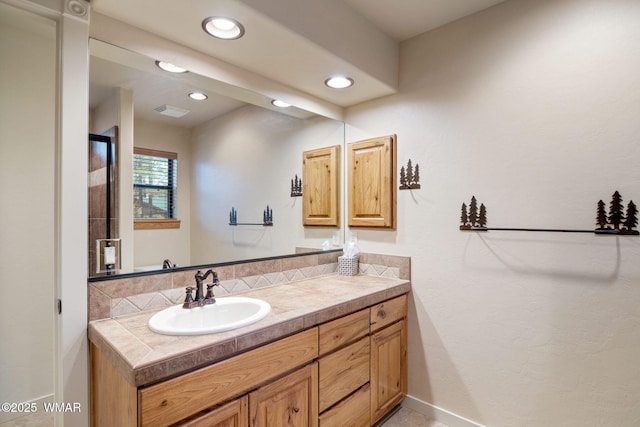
[190,105,344,265]
[345,0,640,425]
[0,4,55,419]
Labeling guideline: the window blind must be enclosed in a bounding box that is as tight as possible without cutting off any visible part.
[133,148,177,219]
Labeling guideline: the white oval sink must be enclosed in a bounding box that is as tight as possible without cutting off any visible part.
[148,297,271,335]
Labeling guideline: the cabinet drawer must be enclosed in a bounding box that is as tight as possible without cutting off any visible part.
[318,336,369,412]
[138,328,318,427]
[319,383,370,427]
[370,294,407,332]
[318,308,370,356]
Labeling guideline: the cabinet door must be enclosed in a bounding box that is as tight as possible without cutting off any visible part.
[302,145,340,226]
[347,135,396,228]
[250,363,318,427]
[370,320,407,424]
[178,396,248,427]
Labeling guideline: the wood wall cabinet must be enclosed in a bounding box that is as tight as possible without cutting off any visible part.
[302,145,340,226]
[347,135,396,228]
[91,294,408,427]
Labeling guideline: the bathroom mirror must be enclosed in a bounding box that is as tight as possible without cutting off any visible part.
[89,39,345,278]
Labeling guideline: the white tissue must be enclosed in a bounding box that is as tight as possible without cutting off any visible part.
[342,233,360,258]
[322,240,331,250]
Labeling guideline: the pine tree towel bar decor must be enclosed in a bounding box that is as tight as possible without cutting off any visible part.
[459,191,638,235]
[229,205,274,226]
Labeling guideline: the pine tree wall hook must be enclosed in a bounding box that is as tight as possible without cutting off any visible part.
[290,174,302,197]
[399,159,421,190]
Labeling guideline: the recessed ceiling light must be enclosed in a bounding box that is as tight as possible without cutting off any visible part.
[202,17,245,40]
[271,99,291,108]
[155,61,188,74]
[325,76,354,89]
[189,92,208,101]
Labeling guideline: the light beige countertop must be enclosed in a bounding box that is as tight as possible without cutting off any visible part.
[88,274,411,387]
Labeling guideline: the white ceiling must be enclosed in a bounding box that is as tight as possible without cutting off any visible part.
[89,39,316,129]
[89,0,506,122]
[344,0,506,41]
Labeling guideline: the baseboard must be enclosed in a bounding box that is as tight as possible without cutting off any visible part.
[402,395,486,427]
[0,394,53,423]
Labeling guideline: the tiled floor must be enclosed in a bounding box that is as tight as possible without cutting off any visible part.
[0,412,53,427]
[381,406,450,427]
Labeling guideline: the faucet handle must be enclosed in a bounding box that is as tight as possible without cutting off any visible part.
[204,283,216,304]
[182,286,195,308]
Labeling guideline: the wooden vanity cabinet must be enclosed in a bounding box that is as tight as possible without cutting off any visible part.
[317,294,408,427]
[370,296,408,424]
[90,293,408,427]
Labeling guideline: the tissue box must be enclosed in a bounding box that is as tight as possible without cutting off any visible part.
[338,255,359,276]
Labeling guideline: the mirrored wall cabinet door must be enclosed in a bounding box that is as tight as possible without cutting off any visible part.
[347,135,397,229]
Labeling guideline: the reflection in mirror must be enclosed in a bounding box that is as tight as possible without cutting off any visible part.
[89,39,344,278]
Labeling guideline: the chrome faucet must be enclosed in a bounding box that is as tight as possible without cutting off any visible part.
[162,259,175,269]
[183,269,219,308]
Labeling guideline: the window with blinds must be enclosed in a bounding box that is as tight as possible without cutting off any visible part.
[133,148,177,220]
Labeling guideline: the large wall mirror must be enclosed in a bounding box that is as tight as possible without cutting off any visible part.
[89,38,345,278]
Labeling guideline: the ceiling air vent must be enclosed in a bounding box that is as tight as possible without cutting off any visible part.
[154,104,190,118]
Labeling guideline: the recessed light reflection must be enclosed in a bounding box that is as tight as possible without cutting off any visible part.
[202,16,245,40]
[325,76,354,89]
[271,99,291,108]
[155,61,188,74]
[189,92,208,101]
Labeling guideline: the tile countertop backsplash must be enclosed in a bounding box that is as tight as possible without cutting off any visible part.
[87,253,411,387]
[88,252,410,321]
